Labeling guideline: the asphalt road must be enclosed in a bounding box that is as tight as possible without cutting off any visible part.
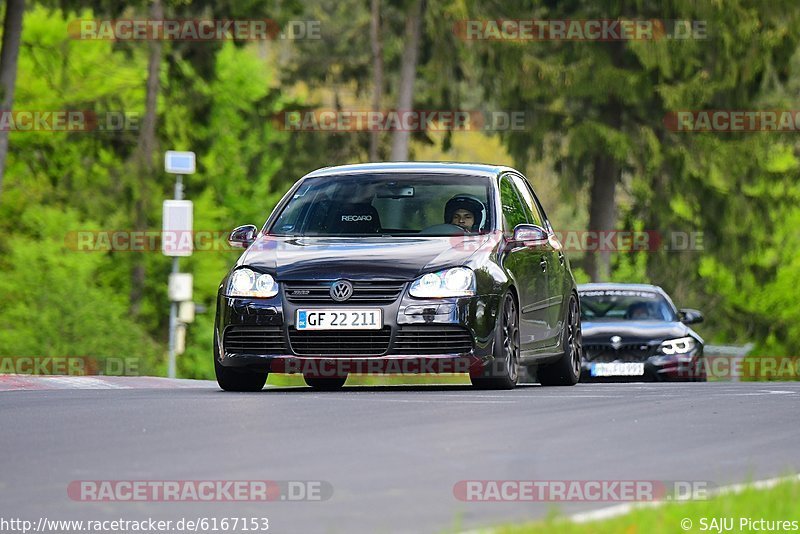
[1,380,799,534]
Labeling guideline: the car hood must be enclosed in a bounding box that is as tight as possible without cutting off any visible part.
[582,321,699,344]
[237,234,494,280]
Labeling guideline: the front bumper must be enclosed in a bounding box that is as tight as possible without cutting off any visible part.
[215,289,501,375]
[580,351,706,382]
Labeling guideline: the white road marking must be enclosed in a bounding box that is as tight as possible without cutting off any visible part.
[569,473,800,524]
[457,474,800,534]
[0,375,214,391]
[43,376,129,389]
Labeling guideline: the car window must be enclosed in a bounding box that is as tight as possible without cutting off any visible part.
[532,194,553,233]
[510,175,543,227]
[520,177,552,231]
[578,289,677,322]
[499,175,530,231]
[269,174,493,236]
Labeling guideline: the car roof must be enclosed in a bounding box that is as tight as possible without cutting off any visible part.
[302,162,518,179]
[577,282,667,295]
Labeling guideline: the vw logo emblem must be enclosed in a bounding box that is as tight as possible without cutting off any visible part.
[330,280,354,302]
[610,335,622,350]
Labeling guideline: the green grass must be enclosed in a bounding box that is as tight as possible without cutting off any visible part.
[483,477,800,533]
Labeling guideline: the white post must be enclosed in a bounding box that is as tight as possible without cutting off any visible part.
[163,151,195,379]
[167,176,183,378]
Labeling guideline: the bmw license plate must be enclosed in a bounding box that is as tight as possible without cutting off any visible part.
[296,309,382,330]
[591,362,645,377]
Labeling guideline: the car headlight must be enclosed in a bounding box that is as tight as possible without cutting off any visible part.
[659,336,697,355]
[225,268,278,298]
[409,267,475,298]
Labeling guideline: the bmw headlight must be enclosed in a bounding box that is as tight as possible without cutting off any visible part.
[409,267,475,298]
[226,268,278,298]
[659,336,697,355]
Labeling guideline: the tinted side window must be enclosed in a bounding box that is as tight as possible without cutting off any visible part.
[531,191,552,232]
[517,175,553,232]
[499,176,529,231]
[511,175,543,227]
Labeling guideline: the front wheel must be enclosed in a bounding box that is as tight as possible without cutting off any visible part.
[471,292,520,390]
[538,294,581,386]
[214,334,268,391]
[215,358,269,392]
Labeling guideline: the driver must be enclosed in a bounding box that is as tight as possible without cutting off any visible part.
[627,302,651,320]
[444,195,485,232]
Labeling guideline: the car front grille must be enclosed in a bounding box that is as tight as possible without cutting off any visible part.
[283,281,405,304]
[224,324,475,357]
[223,325,287,354]
[288,327,392,356]
[584,343,654,363]
[393,326,474,355]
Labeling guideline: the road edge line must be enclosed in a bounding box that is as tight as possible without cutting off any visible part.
[569,473,800,523]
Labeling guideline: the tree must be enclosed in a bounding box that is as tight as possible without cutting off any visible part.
[390,0,423,161]
[369,0,384,161]
[462,0,800,285]
[0,0,25,198]
[129,0,163,315]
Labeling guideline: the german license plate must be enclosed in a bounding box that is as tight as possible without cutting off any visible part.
[591,362,645,377]
[296,309,382,330]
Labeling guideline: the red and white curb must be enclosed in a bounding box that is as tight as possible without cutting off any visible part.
[0,375,214,391]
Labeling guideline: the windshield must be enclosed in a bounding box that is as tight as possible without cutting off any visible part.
[268,174,494,236]
[579,289,677,322]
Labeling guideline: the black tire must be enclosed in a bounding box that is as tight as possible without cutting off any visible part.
[214,334,268,392]
[538,293,582,386]
[215,358,268,392]
[304,374,347,390]
[471,292,520,390]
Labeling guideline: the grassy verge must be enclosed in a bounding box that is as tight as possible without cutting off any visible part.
[486,477,800,533]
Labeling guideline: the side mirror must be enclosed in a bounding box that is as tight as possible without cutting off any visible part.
[511,224,549,247]
[228,224,258,248]
[679,308,704,325]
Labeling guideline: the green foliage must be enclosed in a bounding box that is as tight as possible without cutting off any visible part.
[494,476,800,534]
[2,1,800,378]
[462,0,800,353]
[0,6,299,379]
[0,206,161,370]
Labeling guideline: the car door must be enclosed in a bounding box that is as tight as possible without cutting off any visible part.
[512,174,565,344]
[498,174,548,349]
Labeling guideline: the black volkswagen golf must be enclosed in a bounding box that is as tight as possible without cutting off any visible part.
[214,162,581,391]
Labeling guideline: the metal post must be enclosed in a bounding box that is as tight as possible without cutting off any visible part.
[167,176,184,378]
